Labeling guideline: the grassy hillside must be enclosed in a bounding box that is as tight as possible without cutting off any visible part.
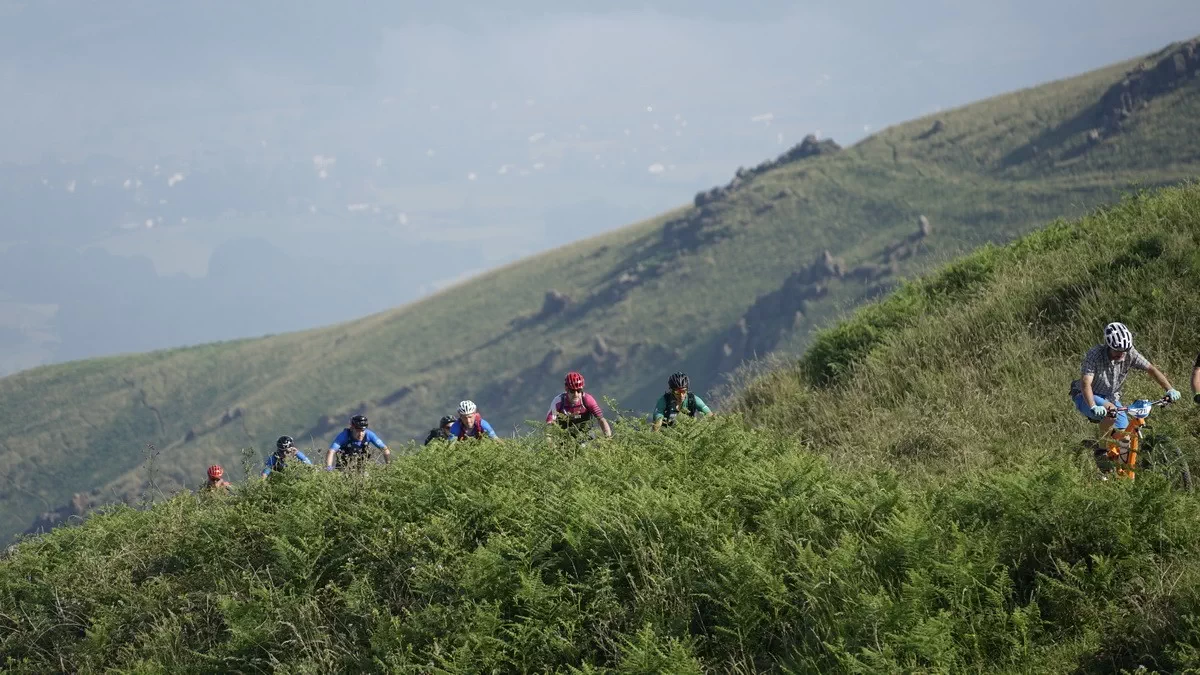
[2,38,1200,541]
[6,183,1200,672]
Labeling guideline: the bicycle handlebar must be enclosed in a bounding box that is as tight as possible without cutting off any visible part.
[1108,396,1173,416]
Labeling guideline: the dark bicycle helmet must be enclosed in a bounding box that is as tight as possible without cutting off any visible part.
[439,415,455,428]
[668,372,689,390]
[276,435,294,452]
[350,414,369,429]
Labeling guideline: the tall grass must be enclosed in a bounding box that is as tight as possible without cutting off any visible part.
[6,185,1200,672]
[6,415,1200,672]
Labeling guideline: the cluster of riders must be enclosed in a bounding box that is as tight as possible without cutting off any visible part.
[205,319,1200,492]
[204,370,711,491]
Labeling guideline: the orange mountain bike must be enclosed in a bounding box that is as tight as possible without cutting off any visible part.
[1097,396,1192,491]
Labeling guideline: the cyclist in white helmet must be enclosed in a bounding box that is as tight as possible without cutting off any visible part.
[1069,321,1179,436]
[447,400,499,441]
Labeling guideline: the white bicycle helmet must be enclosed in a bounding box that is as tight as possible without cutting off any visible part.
[1104,322,1133,351]
[458,400,477,415]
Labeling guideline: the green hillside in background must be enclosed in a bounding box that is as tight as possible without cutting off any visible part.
[1,37,1199,541]
[5,181,1200,672]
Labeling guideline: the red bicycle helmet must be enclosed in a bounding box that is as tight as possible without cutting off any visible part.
[565,371,585,391]
[207,465,224,480]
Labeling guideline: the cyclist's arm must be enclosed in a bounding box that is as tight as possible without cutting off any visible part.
[692,395,713,416]
[1192,352,1200,395]
[545,396,561,424]
[1146,363,1174,393]
[581,394,612,437]
[367,431,391,464]
[1080,373,1099,408]
[481,419,499,439]
[261,455,275,478]
[326,432,344,468]
[295,451,312,465]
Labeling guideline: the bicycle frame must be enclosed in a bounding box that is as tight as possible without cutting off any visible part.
[1104,396,1172,480]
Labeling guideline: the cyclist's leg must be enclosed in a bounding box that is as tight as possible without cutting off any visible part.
[1074,393,1120,436]
[1110,396,1128,433]
[1077,393,1114,472]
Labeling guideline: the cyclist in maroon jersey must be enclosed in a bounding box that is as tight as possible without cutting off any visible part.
[545,371,613,439]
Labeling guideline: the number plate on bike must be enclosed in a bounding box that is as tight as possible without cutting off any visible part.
[1129,400,1153,418]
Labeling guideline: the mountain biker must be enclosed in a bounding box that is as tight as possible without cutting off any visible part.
[545,371,613,439]
[448,400,499,441]
[1070,322,1180,436]
[424,415,456,445]
[262,435,313,477]
[652,372,712,432]
[324,414,391,470]
[204,464,233,492]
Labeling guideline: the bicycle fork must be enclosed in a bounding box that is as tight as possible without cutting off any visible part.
[1105,418,1145,480]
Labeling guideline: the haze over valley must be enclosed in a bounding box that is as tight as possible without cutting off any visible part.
[3,0,1198,374]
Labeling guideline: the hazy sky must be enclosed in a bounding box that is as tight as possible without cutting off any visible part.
[0,1,1197,373]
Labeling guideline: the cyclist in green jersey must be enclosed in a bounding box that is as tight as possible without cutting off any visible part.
[652,372,712,432]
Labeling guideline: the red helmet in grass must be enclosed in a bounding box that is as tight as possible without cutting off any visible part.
[207,465,224,480]
[564,371,585,391]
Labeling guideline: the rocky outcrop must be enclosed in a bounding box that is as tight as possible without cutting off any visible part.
[379,385,416,407]
[694,134,841,208]
[881,214,936,263]
[716,249,850,372]
[23,488,109,535]
[1093,38,1199,139]
[918,119,946,140]
[577,207,737,315]
[577,134,846,320]
[849,262,888,281]
[816,250,846,279]
[511,289,575,329]
[539,290,572,317]
[716,212,937,373]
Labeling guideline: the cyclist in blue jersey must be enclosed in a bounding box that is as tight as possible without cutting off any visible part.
[448,400,499,441]
[324,414,391,470]
[262,435,313,477]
